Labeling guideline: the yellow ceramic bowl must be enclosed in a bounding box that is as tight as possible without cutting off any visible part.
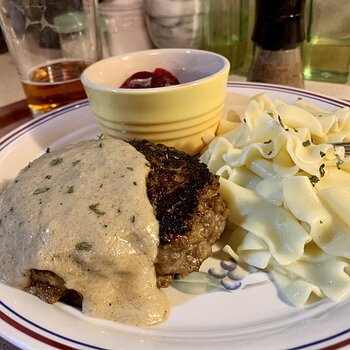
[81,48,230,155]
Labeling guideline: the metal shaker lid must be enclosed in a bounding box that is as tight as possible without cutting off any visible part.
[252,0,306,50]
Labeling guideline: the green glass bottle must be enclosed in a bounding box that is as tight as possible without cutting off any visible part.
[202,0,249,74]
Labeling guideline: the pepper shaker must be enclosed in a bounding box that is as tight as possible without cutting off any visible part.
[247,0,305,88]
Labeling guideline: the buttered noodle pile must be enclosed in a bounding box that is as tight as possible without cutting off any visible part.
[201,93,350,306]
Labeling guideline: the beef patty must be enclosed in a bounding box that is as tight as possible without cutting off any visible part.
[25,140,228,304]
[128,139,228,287]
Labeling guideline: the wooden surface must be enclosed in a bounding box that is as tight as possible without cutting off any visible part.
[0,99,32,138]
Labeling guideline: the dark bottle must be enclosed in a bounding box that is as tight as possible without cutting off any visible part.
[247,0,306,88]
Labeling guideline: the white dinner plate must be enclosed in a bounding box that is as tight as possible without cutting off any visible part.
[0,82,349,350]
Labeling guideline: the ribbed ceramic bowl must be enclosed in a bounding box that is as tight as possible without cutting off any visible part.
[81,48,230,155]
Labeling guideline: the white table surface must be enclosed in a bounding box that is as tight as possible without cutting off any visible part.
[0,51,350,108]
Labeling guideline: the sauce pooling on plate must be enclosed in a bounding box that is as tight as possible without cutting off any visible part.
[0,139,169,326]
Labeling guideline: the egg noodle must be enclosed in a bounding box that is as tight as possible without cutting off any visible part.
[201,93,350,306]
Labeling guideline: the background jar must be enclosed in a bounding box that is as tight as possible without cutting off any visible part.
[143,0,204,49]
[99,0,153,56]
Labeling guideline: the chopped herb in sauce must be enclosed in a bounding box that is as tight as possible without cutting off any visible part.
[75,241,93,251]
[309,175,320,186]
[320,220,323,224]
[33,187,50,195]
[72,160,80,166]
[320,151,326,158]
[66,186,74,193]
[45,175,52,179]
[97,133,105,140]
[126,167,134,171]
[133,181,137,186]
[89,203,106,216]
[335,153,344,169]
[46,147,50,153]
[302,140,311,147]
[27,162,32,168]
[145,162,151,168]
[293,128,299,133]
[267,151,272,155]
[319,164,325,177]
[99,143,103,148]
[130,215,135,223]
[264,139,272,144]
[50,158,63,166]
[243,118,247,123]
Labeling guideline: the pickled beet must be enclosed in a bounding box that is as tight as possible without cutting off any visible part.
[151,68,180,87]
[120,68,180,88]
[120,71,153,88]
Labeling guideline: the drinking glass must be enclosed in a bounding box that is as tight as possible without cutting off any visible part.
[202,0,249,74]
[303,0,350,83]
[0,0,102,115]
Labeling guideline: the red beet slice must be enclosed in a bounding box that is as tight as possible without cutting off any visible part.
[120,68,180,88]
[151,68,180,88]
[120,71,153,88]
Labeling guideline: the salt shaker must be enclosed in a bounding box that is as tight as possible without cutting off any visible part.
[247,0,305,88]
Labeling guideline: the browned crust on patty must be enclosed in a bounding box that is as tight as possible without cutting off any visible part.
[128,140,228,287]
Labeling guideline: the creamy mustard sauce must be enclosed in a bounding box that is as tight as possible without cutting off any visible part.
[0,139,169,326]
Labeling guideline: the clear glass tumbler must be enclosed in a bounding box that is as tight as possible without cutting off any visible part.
[0,0,102,115]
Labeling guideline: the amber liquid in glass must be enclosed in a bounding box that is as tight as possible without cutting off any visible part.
[21,60,91,115]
